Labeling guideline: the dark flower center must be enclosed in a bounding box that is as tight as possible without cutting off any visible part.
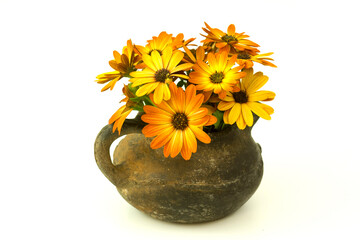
[221,34,238,42]
[155,68,170,82]
[237,51,251,60]
[149,49,162,55]
[233,91,248,103]
[172,113,188,130]
[209,72,224,83]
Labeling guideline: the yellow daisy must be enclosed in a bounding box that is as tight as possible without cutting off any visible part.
[135,31,173,57]
[189,50,246,99]
[201,22,259,55]
[95,39,139,92]
[130,47,193,104]
[141,83,217,160]
[218,68,275,130]
[236,51,277,69]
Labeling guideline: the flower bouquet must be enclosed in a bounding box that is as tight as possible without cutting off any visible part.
[95,22,276,161]
[94,22,276,223]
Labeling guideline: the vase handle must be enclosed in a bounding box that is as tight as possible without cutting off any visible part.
[94,115,145,186]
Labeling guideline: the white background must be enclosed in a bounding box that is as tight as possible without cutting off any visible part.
[1,0,359,239]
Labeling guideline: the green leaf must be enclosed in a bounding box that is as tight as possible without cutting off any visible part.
[143,95,155,106]
[132,105,144,112]
[213,110,224,129]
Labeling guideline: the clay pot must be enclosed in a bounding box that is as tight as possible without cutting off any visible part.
[94,114,263,223]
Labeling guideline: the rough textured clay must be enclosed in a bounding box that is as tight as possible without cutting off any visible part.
[94,114,263,223]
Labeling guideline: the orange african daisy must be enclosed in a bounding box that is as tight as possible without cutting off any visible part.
[141,83,217,160]
[218,68,275,130]
[130,47,193,104]
[182,45,206,64]
[189,50,246,99]
[96,39,140,92]
[201,22,259,55]
[109,85,138,134]
[236,51,277,69]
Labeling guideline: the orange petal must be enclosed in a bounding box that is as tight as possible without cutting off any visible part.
[142,123,173,137]
[205,115,217,126]
[227,24,235,35]
[169,130,183,158]
[190,126,211,144]
[141,113,172,124]
[189,115,209,126]
[150,127,175,149]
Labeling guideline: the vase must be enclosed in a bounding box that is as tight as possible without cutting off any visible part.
[94,114,263,223]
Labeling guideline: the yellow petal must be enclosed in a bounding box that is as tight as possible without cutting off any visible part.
[142,54,158,72]
[228,103,241,124]
[242,103,253,126]
[236,114,246,130]
[153,83,165,104]
[247,102,271,120]
[218,101,235,111]
[247,73,269,93]
[248,90,276,102]
[167,50,184,71]
[151,50,163,70]
[136,82,159,96]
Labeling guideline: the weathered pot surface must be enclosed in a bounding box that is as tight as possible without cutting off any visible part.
[94,114,263,223]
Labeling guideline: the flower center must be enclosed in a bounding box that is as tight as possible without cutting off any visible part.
[172,113,188,130]
[233,91,248,103]
[155,68,170,83]
[221,34,238,42]
[237,51,251,60]
[209,72,224,83]
[149,49,162,55]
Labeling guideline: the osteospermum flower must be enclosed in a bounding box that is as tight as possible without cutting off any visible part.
[182,45,206,64]
[218,68,275,129]
[96,39,139,92]
[135,32,173,56]
[189,50,246,99]
[130,47,193,104]
[109,85,138,134]
[201,22,259,55]
[236,51,277,69]
[141,83,217,160]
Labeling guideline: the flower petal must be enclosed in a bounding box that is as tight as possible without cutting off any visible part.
[150,127,175,149]
[169,130,183,158]
[228,103,241,124]
[247,102,271,120]
[218,101,235,111]
[190,126,211,144]
[241,103,253,126]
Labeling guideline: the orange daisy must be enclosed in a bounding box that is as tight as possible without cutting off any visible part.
[236,51,277,69]
[141,83,217,160]
[182,45,206,64]
[201,22,259,54]
[109,85,138,134]
[96,39,139,92]
[130,47,193,104]
[189,50,246,99]
[218,68,275,130]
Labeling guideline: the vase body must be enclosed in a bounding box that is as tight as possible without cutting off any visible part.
[94,116,263,223]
